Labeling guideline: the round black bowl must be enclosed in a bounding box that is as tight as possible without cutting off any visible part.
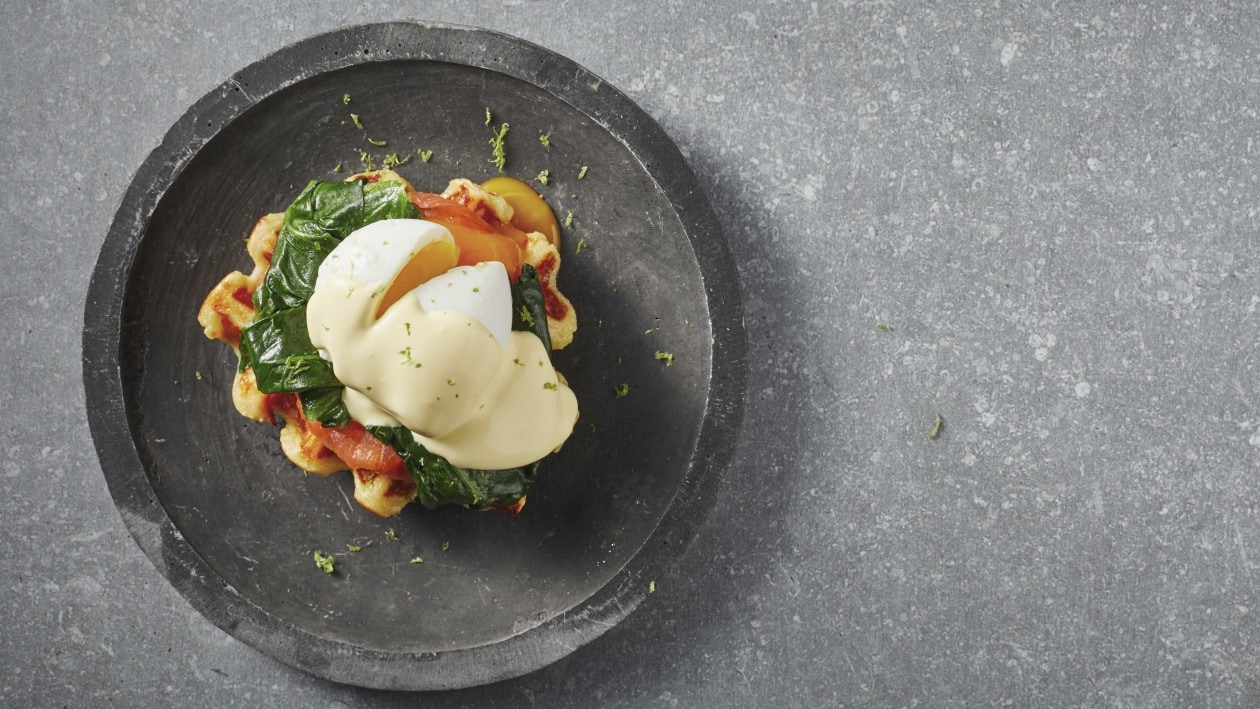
[83,21,745,690]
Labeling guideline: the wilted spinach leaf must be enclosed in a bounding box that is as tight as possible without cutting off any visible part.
[239,307,339,393]
[366,426,538,510]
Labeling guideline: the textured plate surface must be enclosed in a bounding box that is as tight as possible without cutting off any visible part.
[83,21,745,690]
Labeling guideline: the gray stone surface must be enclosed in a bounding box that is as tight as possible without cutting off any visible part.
[4,0,1260,705]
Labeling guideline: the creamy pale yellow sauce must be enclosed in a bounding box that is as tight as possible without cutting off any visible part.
[307,272,578,471]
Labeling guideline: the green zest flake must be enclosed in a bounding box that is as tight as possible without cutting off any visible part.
[576,238,586,254]
[539,133,550,147]
[381,152,409,168]
[342,93,351,104]
[280,356,312,387]
[367,137,387,147]
[331,162,343,173]
[876,323,893,331]
[614,383,630,399]
[357,149,376,171]
[644,328,654,334]
[536,169,550,186]
[928,413,944,440]
[518,305,535,327]
[654,351,675,366]
[410,557,425,565]
[488,122,510,172]
[194,370,203,381]
[351,113,363,129]
[446,379,456,386]
[686,319,694,328]
[346,544,362,553]
[400,346,412,364]
[386,529,398,541]
[418,148,433,162]
[405,323,411,336]
[484,107,492,125]
[442,541,450,551]
[283,355,310,374]
[577,165,588,180]
[649,580,656,593]
[543,382,558,391]
[564,211,574,227]
[313,550,335,574]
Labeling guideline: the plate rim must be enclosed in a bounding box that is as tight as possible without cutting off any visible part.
[82,20,747,690]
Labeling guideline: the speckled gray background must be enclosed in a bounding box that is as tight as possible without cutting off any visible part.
[5,0,1260,706]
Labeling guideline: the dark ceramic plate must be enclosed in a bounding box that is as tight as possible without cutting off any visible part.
[83,22,745,690]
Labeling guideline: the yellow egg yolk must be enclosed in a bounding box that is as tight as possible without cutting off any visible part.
[481,176,562,249]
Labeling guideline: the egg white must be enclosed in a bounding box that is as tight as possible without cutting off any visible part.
[316,218,454,287]
[314,218,511,351]
[411,262,512,350]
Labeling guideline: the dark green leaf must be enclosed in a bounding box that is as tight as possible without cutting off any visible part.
[253,231,340,317]
[367,426,537,510]
[361,180,418,223]
[511,264,552,353]
[300,387,351,427]
[239,308,339,393]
